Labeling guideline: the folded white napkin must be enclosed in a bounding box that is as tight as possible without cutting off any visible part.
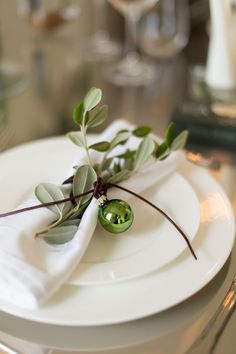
[0,120,184,309]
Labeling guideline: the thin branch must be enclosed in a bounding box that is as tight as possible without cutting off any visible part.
[0,189,94,218]
[108,183,197,260]
[0,178,198,261]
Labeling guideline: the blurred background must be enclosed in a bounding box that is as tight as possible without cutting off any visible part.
[0,0,235,164]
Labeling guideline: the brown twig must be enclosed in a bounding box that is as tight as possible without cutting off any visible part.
[0,179,197,260]
[107,182,197,260]
[0,189,94,218]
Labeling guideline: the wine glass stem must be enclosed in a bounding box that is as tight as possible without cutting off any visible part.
[93,0,107,35]
[0,24,3,63]
[124,12,139,60]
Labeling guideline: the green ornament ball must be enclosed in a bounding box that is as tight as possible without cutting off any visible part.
[98,199,134,234]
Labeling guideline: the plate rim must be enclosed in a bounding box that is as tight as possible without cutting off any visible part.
[0,138,235,326]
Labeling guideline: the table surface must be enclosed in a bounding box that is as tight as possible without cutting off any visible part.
[0,1,235,353]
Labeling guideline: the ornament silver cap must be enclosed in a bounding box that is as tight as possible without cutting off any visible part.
[96,194,108,207]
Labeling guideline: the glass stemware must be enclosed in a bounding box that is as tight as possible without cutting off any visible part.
[0,25,29,100]
[83,0,121,62]
[0,61,29,100]
[105,0,159,86]
[140,0,190,59]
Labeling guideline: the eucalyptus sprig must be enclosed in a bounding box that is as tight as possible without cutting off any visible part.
[67,87,107,166]
[155,122,188,160]
[34,87,189,245]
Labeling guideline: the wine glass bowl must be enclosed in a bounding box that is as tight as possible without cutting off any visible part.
[0,61,29,100]
[83,0,121,62]
[108,0,160,17]
[0,23,29,101]
[140,0,190,59]
[106,0,160,86]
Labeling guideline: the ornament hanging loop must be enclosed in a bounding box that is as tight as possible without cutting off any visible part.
[93,178,108,200]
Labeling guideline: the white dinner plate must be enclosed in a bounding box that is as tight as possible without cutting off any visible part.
[0,137,200,286]
[70,172,200,285]
[0,138,234,326]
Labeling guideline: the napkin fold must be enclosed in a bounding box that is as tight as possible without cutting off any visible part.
[0,120,184,309]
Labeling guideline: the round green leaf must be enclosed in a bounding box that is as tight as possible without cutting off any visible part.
[108,170,133,184]
[100,157,113,171]
[134,137,155,170]
[61,219,80,227]
[155,142,170,160]
[73,165,97,207]
[84,87,102,112]
[73,103,84,125]
[87,105,108,127]
[89,141,110,152]
[35,183,65,216]
[171,130,189,151]
[67,131,85,148]
[116,150,136,159]
[110,131,130,148]
[43,225,78,245]
[69,199,91,219]
[165,122,175,147]
[132,126,152,137]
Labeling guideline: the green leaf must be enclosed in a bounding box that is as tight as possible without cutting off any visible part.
[132,126,151,137]
[73,165,97,207]
[70,199,91,219]
[118,129,129,134]
[89,141,110,152]
[35,183,65,217]
[92,163,100,174]
[110,131,130,149]
[43,225,78,245]
[134,137,155,170]
[113,162,121,174]
[171,130,189,151]
[83,87,102,112]
[116,150,136,159]
[107,169,133,184]
[165,122,175,147]
[67,131,85,148]
[124,157,134,171]
[73,103,84,125]
[87,105,108,127]
[60,219,80,227]
[155,142,170,160]
[100,157,113,171]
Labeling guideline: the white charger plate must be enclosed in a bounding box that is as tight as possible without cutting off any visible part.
[0,138,235,326]
[0,137,200,286]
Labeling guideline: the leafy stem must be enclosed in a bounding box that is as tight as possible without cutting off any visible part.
[35,205,83,237]
[81,124,92,166]
[35,213,64,237]
[32,87,190,245]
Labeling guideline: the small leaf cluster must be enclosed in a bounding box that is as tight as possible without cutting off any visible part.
[35,87,188,244]
[35,165,96,244]
[67,87,108,163]
[93,127,156,184]
[155,123,188,160]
